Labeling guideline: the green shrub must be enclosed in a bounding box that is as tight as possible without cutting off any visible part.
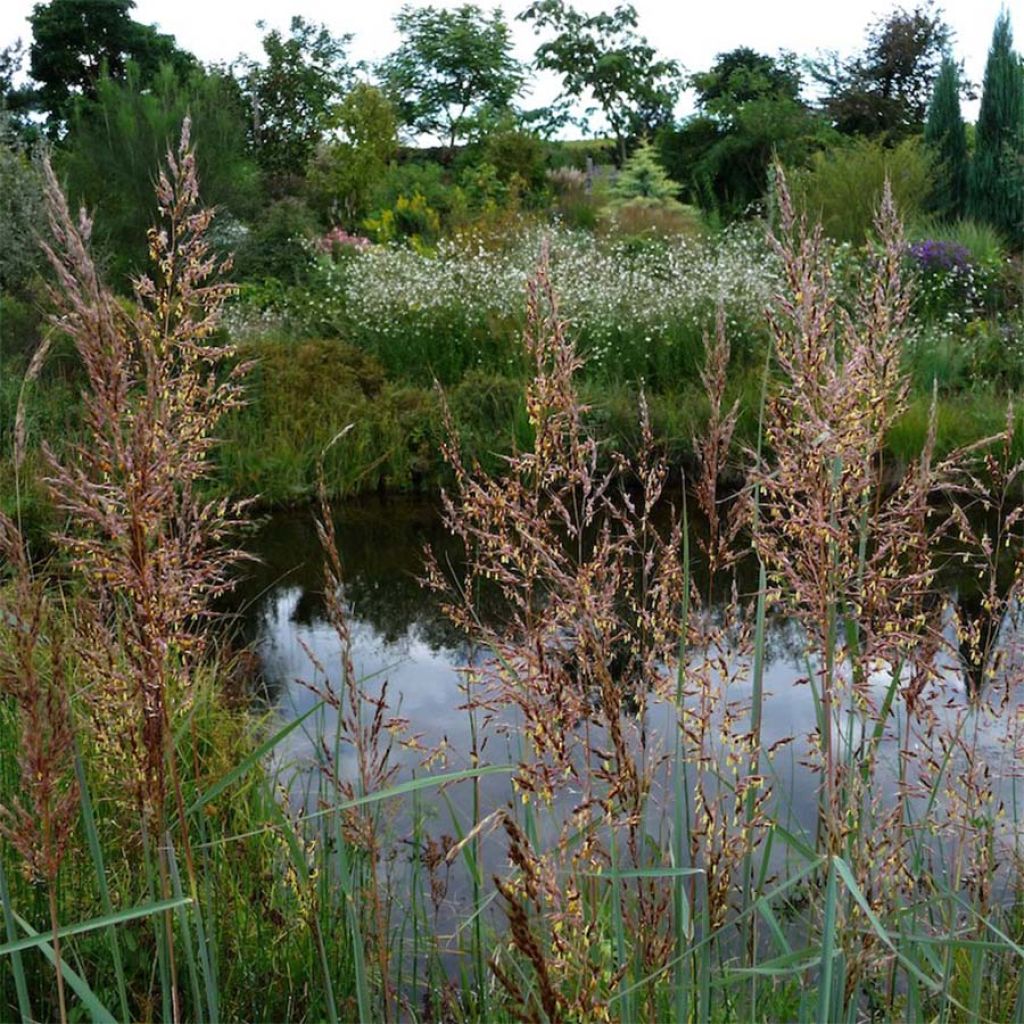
[787,136,935,245]
[0,292,44,360]
[233,198,319,285]
[369,160,467,227]
[364,192,442,250]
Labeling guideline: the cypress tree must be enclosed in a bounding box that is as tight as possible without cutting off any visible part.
[924,57,969,220]
[969,11,1024,238]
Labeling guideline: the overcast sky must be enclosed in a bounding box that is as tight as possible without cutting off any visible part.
[1,0,1011,125]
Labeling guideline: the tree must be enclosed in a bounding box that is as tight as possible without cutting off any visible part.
[969,11,1024,237]
[240,17,354,185]
[519,0,682,164]
[691,47,801,115]
[611,140,678,202]
[379,5,524,153]
[306,83,398,227]
[808,2,953,138]
[60,63,259,280]
[924,57,968,220]
[0,40,38,141]
[661,49,833,218]
[27,0,195,133]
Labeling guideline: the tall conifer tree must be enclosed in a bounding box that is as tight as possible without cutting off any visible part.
[969,11,1024,237]
[924,57,969,220]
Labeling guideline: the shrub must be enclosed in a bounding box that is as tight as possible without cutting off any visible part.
[233,197,318,284]
[364,191,442,250]
[369,159,467,228]
[610,141,681,203]
[787,136,935,244]
[0,123,44,293]
[482,128,548,195]
[0,292,44,360]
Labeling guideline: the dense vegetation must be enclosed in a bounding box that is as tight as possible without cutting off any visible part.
[1,1,1023,1021]
[2,0,1022,520]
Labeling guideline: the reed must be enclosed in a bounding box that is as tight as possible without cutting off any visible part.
[5,129,1024,1023]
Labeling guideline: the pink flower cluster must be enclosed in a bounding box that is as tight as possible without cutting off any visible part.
[316,227,372,256]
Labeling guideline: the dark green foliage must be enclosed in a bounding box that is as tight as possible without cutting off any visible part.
[924,57,969,220]
[482,128,549,194]
[379,5,524,152]
[660,51,833,218]
[368,160,466,227]
[26,0,196,133]
[59,63,259,282]
[239,17,354,188]
[519,0,682,164]
[0,41,37,141]
[969,12,1024,240]
[233,198,318,284]
[691,47,802,112]
[809,2,953,138]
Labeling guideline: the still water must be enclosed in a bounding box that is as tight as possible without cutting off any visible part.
[229,495,1024,847]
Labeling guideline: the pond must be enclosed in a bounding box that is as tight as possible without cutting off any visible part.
[229,496,1024,861]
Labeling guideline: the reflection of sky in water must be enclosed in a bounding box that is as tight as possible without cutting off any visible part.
[235,498,1024,883]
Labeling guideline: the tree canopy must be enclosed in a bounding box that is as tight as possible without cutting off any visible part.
[239,17,354,185]
[27,0,195,133]
[808,2,954,138]
[379,5,523,152]
[519,0,682,163]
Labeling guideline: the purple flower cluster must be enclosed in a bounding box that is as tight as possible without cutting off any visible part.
[907,239,972,273]
[316,226,372,256]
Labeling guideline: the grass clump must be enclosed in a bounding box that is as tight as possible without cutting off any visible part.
[6,130,1024,1024]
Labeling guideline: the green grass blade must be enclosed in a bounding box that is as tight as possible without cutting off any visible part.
[187,700,325,815]
[832,857,942,995]
[166,836,204,1020]
[12,912,117,1024]
[816,858,839,1024]
[0,851,32,1023]
[0,896,192,958]
[74,746,131,1021]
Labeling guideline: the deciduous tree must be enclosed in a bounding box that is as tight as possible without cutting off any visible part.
[27,0,195,133]
[240,17,354,185]
[519,0,681,164]
[379,5,523,153]
[808,2,953,138]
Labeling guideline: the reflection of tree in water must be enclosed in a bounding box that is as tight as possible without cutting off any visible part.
[226,496,1013,691]
[227,496,471,650]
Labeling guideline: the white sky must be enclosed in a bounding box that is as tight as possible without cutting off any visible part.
[1,0,1011,126]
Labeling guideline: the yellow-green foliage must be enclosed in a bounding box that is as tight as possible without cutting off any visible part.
[787,136,935,244]
[364,191,441,251]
